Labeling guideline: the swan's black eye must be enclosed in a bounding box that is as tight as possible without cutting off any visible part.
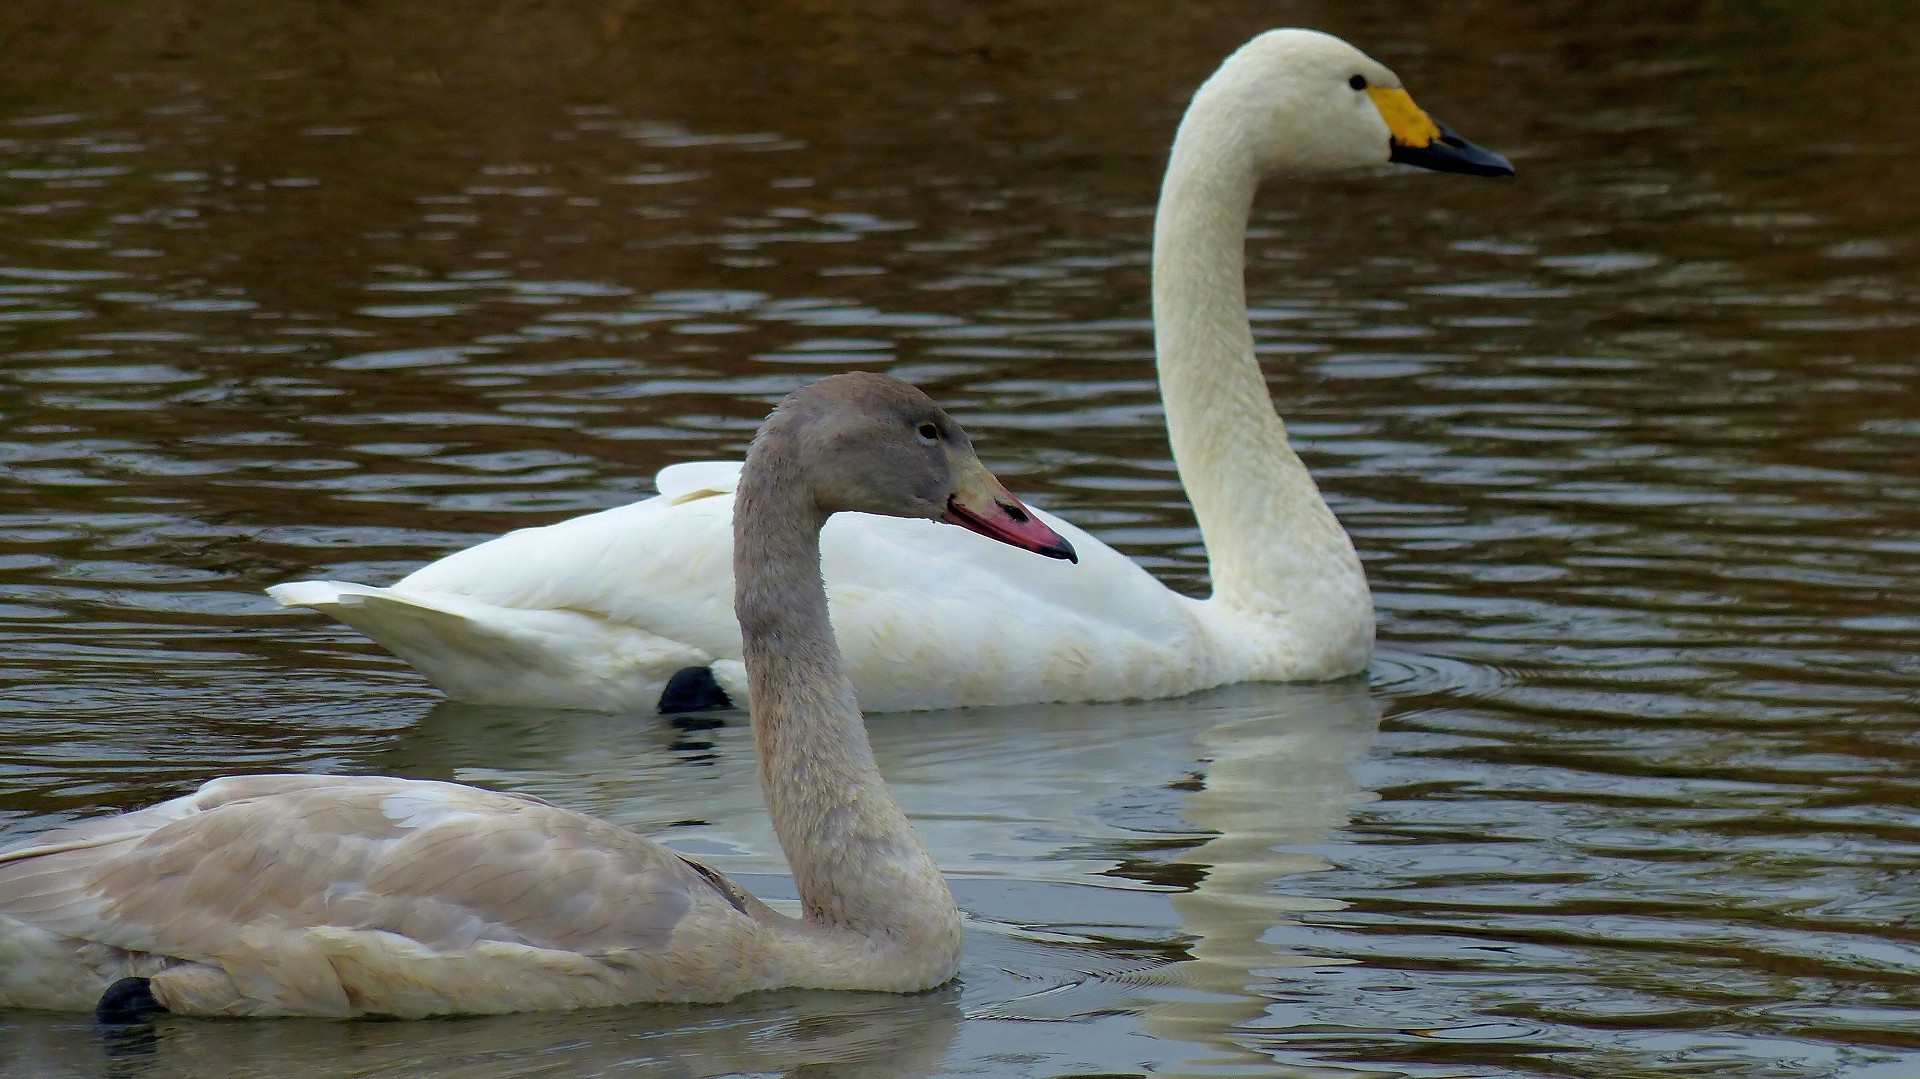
[916,422,939,442]
[1349,74,1368,91]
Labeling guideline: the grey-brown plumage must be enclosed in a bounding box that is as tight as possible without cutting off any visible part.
[0,373,1074,1018]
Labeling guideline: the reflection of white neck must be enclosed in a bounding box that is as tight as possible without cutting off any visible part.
[1145,682,1382,1057]
[1152,96,1368,638]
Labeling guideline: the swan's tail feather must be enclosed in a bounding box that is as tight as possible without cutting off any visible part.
[271,582,568,667]
[270,583,503,661]
[265,580,706,711]
[266,579,370,609]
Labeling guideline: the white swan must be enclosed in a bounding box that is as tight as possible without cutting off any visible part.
[0,373,1077,1019]
[268,28,1512,713]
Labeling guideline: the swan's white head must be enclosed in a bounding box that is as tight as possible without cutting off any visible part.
[1187,28,1512,179]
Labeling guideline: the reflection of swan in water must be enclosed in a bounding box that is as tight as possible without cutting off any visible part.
[0,987,962,1079]
[360,681,1376,898]
[348,700,789,852]
[351,682,1379,1072]
[909,680,1379,1073]
[1136,681,1380,1067]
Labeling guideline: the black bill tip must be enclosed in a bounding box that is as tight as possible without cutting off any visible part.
[1390,123,1515,178]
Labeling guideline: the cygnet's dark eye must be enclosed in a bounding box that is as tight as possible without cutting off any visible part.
[1349,74,1368,91]
[916,422,939,442]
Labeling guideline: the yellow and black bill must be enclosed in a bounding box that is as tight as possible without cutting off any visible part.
[1368,86,1515,178]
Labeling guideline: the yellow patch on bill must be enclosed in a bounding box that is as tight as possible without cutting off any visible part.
[1366,87,1441,148]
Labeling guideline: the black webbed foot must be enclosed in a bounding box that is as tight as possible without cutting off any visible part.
[95,977,165,1024]
[658,666,732,714]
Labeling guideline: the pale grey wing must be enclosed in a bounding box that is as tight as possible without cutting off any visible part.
[0,775,734,962]
[0,789,208,942]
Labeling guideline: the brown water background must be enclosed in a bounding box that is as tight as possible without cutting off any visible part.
[1,2,1916,1076]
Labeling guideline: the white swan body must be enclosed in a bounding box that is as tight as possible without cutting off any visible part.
[0,373,1078,1017]
[273,461,1350,713]
[270,28,1511,713]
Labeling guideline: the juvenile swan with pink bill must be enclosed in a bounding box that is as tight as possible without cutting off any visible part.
[0,373,1073,1019]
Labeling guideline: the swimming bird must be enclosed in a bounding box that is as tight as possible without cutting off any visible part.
[0,373,1076,1019]
[268,28,1512,713]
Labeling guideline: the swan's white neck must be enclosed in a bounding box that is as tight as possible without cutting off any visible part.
[1152,96,1368,629]
[732,451,960,988]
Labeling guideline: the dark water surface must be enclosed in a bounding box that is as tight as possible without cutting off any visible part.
[2,2,1916,1076]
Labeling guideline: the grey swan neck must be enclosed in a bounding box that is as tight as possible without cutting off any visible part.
[731,446,959,977]
[1151,101,1362,618]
